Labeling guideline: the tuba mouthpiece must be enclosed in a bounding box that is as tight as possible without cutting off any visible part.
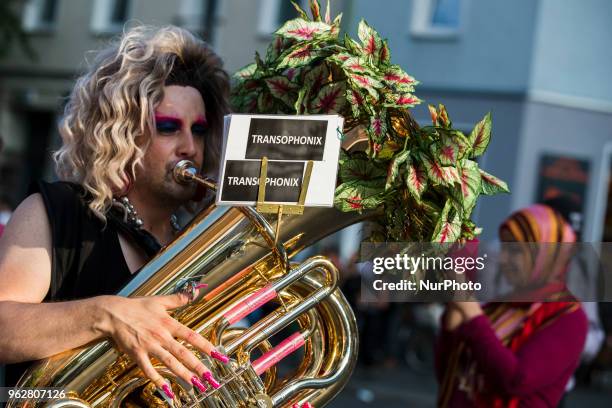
[173,160,198,184]
[173,159,217,191]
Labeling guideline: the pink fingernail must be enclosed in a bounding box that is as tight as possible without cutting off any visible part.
[162,383,175,399]
[195,283,208,289]
[302,403,313,408]
[202,371,221,389]
[211,350,229,364]
[191,376,207,392]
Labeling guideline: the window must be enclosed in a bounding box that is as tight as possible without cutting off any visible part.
[91,0,131,35]
[178,0,206,33]
[258,0,308,36]
[22,0,59,32]
[411,0,463,39]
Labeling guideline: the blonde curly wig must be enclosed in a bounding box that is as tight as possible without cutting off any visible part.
[54,25,230,219]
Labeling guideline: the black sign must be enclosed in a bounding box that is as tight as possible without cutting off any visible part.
[221,160,305,203]
[246,118,327,161]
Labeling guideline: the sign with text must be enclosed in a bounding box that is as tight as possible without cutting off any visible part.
[217,114,343,206]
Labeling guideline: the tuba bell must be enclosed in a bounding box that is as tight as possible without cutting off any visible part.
[9,160,371,407]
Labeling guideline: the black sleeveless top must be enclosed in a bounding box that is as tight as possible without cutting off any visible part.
[4,181,157,386]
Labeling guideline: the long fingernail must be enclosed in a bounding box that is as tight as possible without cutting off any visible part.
[191,375,208,392]
[195,283,208,289]
[211,350,229,364]
[302,403,313,408]
[157,384,175,406]
[202,371,221,389]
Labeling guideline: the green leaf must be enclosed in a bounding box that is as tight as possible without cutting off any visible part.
[479,169,510,195]
[276,19,331,41]
[294,87,308,113]
[309,0,322,21]
[265,76,298,107]
[406,157,427,200]
[432,200,462,243]
[324,0,331,24]
[234,63,257,81]
[454,160,482,212]
[339,156,386,184]
[257,91,274,112]
[468,112,492,157]
[428,105,438,126]
[344,33,362,55]
[312,82,346,113]
[385,149,410,190]
[437,104,451,128]
[290,0,309,20]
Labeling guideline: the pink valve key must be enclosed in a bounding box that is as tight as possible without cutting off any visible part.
[223,283,277,325]
[252,332,306,376]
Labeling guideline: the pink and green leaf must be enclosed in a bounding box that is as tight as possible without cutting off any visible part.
[265,76,298,107]
[346,88,366,118]
[385,149,410,190]
[468,112,492,157]
[357,19,383,63]
[334,182,385,212]
[383,66,417,90]
[342,56,372,74]
[369,109,388,140]
[479,168,510,195]
[312,82,346,113]
[406,158,427,200]
[455,160,481,212]
[432,200,462,243]
[278,43,320,68]
[379,40,391,66]
[276,19,331,41]
[421,153,458,186]
[384,93,420,108]
[348,73,382,98]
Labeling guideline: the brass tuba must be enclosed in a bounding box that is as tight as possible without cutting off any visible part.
[9,161,371,407]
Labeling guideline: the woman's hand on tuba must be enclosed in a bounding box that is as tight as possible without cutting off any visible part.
[95,292,227,398]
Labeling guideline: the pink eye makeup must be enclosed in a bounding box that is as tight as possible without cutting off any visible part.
[154,114,209,137]
[155,115,182,133]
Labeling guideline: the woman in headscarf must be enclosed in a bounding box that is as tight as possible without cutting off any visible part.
[436,204,588,407]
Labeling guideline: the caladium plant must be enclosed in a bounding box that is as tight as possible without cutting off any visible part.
[231,0,509,243]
